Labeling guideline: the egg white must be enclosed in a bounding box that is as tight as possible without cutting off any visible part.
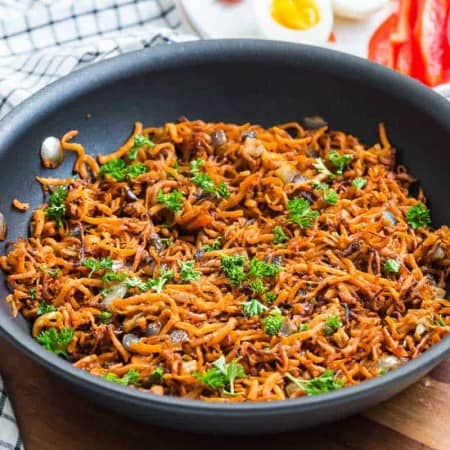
[332,0,390,20]
[252,0,334,45]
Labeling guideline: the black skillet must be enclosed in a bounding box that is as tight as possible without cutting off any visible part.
[0,40,449,435]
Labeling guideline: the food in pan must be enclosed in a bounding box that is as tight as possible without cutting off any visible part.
[1,118,448,401]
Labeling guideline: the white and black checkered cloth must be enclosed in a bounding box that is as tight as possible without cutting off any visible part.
[0,0,194,118]
[0,377,22,450]
[0,1,194,448]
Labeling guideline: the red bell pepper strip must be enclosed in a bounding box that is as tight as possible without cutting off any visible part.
[444,8,450,69]
[391,0,413,43]
[396,39,414,75]
[393,0,420,76]
[413,0,449,86]
[368,14,397,67]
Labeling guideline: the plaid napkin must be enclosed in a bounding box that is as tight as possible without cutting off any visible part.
[0,0,194,118]
[0,0,194,448]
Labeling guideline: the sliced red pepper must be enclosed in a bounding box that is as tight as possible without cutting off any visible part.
[391,0,413,44]
[396,39,414,75]
[413,0,449,86]
[368,14,397,67]
[393,0,419,76]
[444,8,450,69]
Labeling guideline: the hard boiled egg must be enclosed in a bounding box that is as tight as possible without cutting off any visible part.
[332,0,390,20]
[253,0,333,45]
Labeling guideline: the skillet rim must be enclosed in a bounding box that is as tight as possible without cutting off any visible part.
[0,39,449,415]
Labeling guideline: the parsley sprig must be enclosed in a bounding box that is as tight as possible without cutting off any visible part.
[37,302,57,316]
[312,181,338,205]
[327,151,353,175]
[45,186,67,226]
[242,299,268,316]
[37,327,74,358]
[287,197,319,229]
[263,309,283,336]
[190,159,230,199]
[384,259,400,274]
[406,203,431,229]
[82,257,113,277]
[273,226,288,244]
[203,237,222,252]
[323,315,342,336]
[193,356,246,395]
[352,177,367,191]
[99,158,148,181]
[248,278,267,295]
[314,151,353,179]
[285,369,344,396]
[103,369,140,386]
[178,260,201,283]
[146,269,174,293]
[156,189,184,212]
[128,134,155,160]
[221,254,246,286]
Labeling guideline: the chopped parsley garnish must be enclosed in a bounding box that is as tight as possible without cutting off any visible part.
[103,369,140,386]
[40,265,61,277]
[37,327,74,359]
[242,299,268,317]
[265,292,277,302]
[313,158,334,178]
[273,226,288,244]
[99,158,147,180]
[384,259,400,274]
[29,288,37,299]
[312,181,338,204]
[248,278,267,295]
[128,134,155,160]
[150,367,164,383]
[127,162,147,179]
[323,189,338,205]
[203,237,222,252]
[406,203,431,229]
[101,271,127,284]
[82,257,113,277]
[98,310,113,324]
[287,197,319,229]
[352,177,367,190]
[156,189,184,212]
[248,258,281,278]
[434,315,445,327]
[263,309,283,336]
[146,269,174,293]
[190,159,230,199]
[37,302,57,316]
[45,186,67,226]
[99,158,127,181]
[160,238,172,247]
[323,315,342,336]
[216,181,231,199]
[193,356,246,395]
[285,369,344,396]
[311,181,329,191]
[221,254,246,286]
[124,276,149,292]
[298,322,309,332]
[178,260,201,283]
[327,151,353,175]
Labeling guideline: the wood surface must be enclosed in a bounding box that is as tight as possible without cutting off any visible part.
[0,336,448,450]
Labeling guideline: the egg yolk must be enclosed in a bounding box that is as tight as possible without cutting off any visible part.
[271,0,320,30]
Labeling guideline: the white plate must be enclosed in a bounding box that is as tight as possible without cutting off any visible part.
[177,0,395,58]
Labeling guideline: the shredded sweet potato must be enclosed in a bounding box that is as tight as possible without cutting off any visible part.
[1,118,448,401]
